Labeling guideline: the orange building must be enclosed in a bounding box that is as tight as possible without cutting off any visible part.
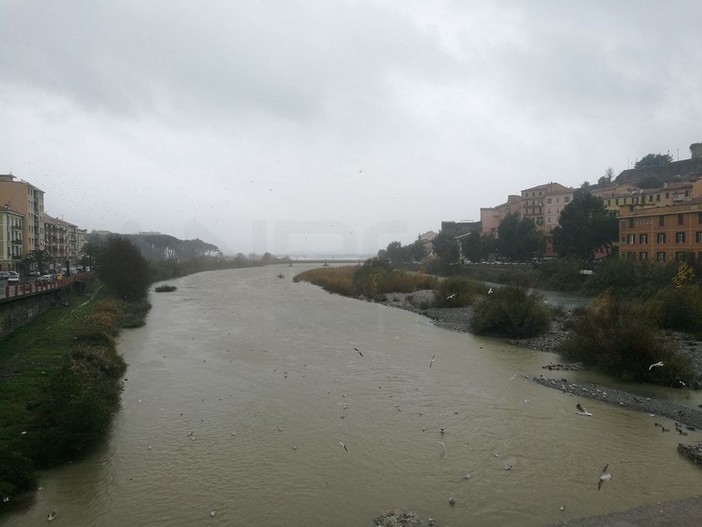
[618,198,702,263]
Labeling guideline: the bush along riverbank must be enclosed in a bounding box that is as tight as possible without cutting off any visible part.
[0,283,151,508]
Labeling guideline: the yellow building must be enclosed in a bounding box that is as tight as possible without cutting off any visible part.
[0,206,24,271]
[0,174,45,256]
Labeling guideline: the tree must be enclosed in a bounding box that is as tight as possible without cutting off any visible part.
[431,231,459,264]
[552,193,618,260]
[23,250,48,273]
[598,167,614,186]
[97,236,151,301]
[384,241,406,266]
[460,231,483,263]
[497,213,545,262]
[634,153,672,169]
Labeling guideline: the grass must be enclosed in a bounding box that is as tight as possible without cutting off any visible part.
[0,283,150,501]
[293,263,438,300]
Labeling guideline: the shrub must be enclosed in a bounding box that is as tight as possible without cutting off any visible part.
[470,285,551,338]
[558,295,693,385]
[434,277,483,307]
[293,266,355,296]
[583,258,676,298]
[650,285,702,332]
[154,284,177,292]
[294,261,438,299]
[535,257,589,292]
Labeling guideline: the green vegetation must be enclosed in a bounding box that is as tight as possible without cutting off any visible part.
[154,284,178,293]
[496,213,546,262]
[97,236,151,301]
[294,259,438,301]
[558,296,694,386]
[0,286,150,500]
[434,277,484,308]
[552,192,618,260]
[470,286,551,338]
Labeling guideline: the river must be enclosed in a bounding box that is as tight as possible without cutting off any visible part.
[3,264,701,526]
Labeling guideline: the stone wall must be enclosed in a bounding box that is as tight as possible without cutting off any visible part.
[0,286,79,337]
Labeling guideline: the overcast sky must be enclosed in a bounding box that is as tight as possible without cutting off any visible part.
[1,1,700,256]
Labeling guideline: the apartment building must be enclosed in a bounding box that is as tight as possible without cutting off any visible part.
[44,214,87,270]
[0,174,45,256]
[520,182,573,233]
[480,195,522,237]
[593,177,702,216]
[0,206,24,271]
[618,198,702,263]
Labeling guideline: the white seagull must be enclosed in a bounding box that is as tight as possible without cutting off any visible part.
[435,441,445,449]
[47,510,57,521]
[429,354,436,368]
[446,293,456,300]
[338,440,348,452]
[649,361,664,371]
[576,403,592,416]
[487,287,493,295]
[598,464,612,490]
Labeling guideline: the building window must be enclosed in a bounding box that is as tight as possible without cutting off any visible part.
[678,214,684,225]
[676,252,686,262]
[659,216,665,227]
[627,234,635,244]
[629,218,634,228]
[676,232,685,243]
[698,212,702,224]
[626,251,635,260]
[657,252,666,262]
[657,233,666,244]
[615,199,619,205]
[640,234,648,244]
[648,195,653,202]
[656,194,660,202]
[639,252,648,260]
[697,232,702,243]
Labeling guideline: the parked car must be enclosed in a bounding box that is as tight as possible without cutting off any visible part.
[36,274,54,284]
[0,271,9,280]
[8,272,19,284]
[28,270,40,277]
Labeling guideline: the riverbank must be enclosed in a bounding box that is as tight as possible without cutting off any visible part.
[0,283,150,507]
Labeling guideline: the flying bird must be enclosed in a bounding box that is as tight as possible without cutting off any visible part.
[649,361,664,370]
[487,287,494,295]
[47,510,57,521]
[339,440,348,452]
[598,464,612,490]
[576,403,592,416]
[429,354,436,368]
[435,441,445,449]
[446,293,456,300]
[354,347,364,357]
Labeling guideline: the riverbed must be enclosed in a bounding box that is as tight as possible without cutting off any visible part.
[3,264,701,526]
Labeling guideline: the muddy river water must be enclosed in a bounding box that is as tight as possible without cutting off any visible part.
[3,265,701,526]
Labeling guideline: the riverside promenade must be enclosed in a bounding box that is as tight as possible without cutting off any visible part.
[0,272,94,302]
